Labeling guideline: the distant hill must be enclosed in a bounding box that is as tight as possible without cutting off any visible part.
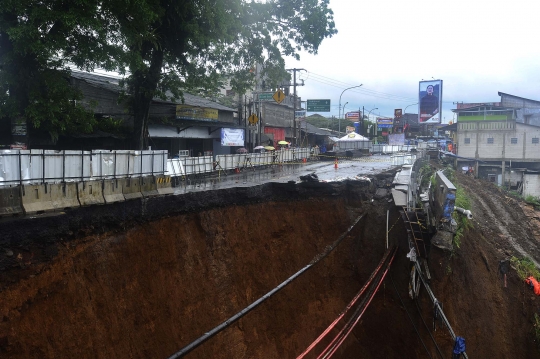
[305,114,334,130]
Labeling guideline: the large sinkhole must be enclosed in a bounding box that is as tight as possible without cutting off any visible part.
[1,174,537,359]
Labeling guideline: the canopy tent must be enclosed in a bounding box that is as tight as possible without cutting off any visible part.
[337,132,370,141]
[334,132,371,150]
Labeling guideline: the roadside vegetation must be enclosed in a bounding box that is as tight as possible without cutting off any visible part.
[442,167,472,249]
[1,0,337,148]
[506,190,540,210]
[510,256,540,280]
[511,256,540,345]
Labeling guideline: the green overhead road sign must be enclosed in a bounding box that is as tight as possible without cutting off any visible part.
[307,99,331,112]
[258,93,274,101]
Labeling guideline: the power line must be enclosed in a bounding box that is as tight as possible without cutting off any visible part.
[305,71,460,105]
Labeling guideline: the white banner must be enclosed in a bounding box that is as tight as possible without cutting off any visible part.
[221,128,245,146]
[388,133,405,146]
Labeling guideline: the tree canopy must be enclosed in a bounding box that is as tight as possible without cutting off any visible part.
[0,0,337,148]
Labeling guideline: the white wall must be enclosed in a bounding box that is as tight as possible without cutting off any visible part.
[523,174,540,198]
[458,122,540,160]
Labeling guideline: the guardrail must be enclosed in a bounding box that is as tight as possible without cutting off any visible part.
[0,150,168,186]
[0,148,319,186]
[372,144,418,154]
[166,148,316,177]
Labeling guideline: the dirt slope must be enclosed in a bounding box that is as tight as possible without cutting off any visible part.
[427,170,540,358]
[1,170,540,358]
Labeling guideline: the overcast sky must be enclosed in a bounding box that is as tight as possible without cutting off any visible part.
[285,0,540,124]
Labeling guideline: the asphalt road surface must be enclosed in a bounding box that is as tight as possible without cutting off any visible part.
[173,154,395,194]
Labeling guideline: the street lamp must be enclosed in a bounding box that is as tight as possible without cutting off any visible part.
[404,103,418,114]
[339,84,363,135]
[367,107,378,138]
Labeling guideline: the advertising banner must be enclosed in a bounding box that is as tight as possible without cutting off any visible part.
[377,117,393,128]
[345,112,360,119]
[394,109,402,118]
[221,128,245,146]
[418,80,442,124]
[346,126,356,134]
[176,105,219,120]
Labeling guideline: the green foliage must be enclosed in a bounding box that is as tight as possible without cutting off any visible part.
[454,186,471,214]
[419,163,433,189]
[452,185,473,248]
[510,256,540,281]
[95,117,127,135]
[442,166,456,183]
[0,0,122,141]
[305,115,340,132]
[115,0,338,148]
[1,0,337,148]
[524,195,540,207]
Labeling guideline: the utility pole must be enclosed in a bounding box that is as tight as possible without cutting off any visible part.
[362,106,365,136]
[286,68,306,145]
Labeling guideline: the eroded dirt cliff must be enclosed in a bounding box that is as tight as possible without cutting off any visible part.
[1,169,540,359]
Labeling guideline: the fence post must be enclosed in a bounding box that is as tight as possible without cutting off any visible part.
[41,151,45,184]
[62,151,66,183]
[80,150,84,182]
[18,151,22,187]
[151,151,154,176]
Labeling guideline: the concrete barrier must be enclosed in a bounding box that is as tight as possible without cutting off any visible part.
[122,178,143,200]
[140,176,159,198]
[50,183,80,211]
[102,179,125,203]
[77,180,105,206]
[0,186,23,216]
[155,175,174,195]
[21,184,55,214]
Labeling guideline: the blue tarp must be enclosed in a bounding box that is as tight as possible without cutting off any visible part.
[453,336,466,354]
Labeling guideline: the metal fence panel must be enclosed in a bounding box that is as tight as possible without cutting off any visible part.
[152,150,167,174]
[181,156,213,175]
[43,150,64,183]
[0,150,20,186]
[166,159,185,177]
[64,151,91,182]
[114,150,134,177]
[132,151,165,177]
[19,150,44,184]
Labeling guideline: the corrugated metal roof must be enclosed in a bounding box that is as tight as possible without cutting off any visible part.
[71,71,236,112]
[299,122,334,136]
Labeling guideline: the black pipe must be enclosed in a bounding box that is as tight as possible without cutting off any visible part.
[167,213,366,359]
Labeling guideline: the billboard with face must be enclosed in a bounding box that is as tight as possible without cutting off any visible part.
[418,80,442,124]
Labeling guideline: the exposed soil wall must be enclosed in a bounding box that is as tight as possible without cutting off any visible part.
[1,168,540,359]
[0,178,401,358]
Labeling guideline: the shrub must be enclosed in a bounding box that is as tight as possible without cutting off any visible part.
[510,256,540,280]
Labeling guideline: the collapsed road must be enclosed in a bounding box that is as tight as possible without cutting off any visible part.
[1,155,539,358]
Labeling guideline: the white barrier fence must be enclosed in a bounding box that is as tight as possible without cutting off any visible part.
[372,144,418,153]
[391,154,417,166]
[0,147,320,185]
[0,150,168,186]
[165,148,314,177]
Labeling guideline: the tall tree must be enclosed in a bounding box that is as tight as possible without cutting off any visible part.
[0,0,122,144]
[112,0,337,149]
[0,0,336,149]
